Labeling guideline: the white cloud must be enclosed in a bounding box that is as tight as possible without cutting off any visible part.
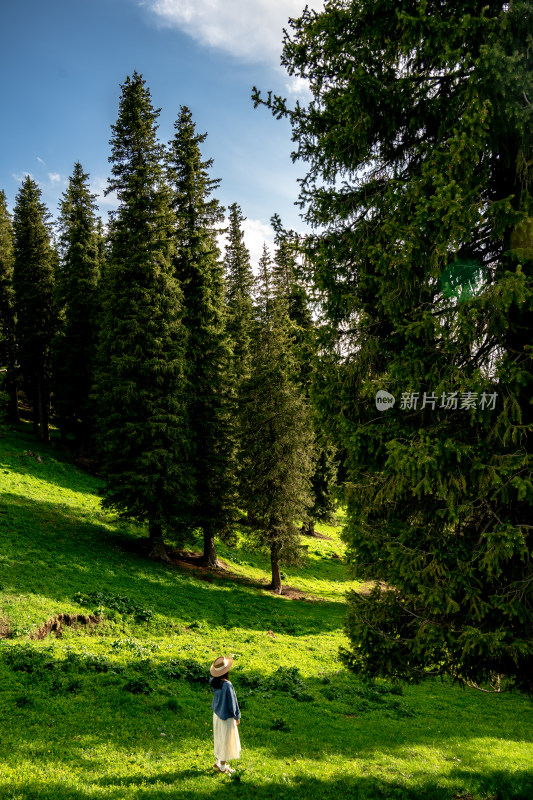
[242,217,276,268]
[285,75,312,99]
[48,172,61,184]
[12,171,33,183]
[146,0,324,64]
[218,215,275,270]
[37,156,46,166]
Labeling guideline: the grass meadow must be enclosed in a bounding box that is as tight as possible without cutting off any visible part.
[0,422,532,800]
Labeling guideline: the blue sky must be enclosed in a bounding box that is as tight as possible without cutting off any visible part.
[1,0,320,266]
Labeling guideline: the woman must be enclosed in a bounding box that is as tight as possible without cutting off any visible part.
[209,655,241,774]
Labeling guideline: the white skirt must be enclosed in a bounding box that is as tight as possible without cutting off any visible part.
[213,712,241,761]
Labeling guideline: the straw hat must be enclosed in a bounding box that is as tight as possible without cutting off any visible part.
[210,655,234,677]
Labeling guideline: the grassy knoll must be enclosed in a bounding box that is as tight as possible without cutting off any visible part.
[0,422,532,800]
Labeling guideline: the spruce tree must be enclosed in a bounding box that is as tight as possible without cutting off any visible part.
[94,72,192,560]
[241,244,314,592]
[0,190,19,422]
[254,0,533,691]
[223,202,254,508]
[167,106,236,566]
[303,441,338,535]
[54,162,101,445]
[272,219,338,536]
[12,177,56,442]
[224,203,254,380]
[271,215,314,359]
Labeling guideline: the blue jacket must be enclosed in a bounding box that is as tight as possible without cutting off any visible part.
[209,677,241,721]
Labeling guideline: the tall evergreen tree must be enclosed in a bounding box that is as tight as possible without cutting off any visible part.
[95,218,107,266]
[223,202,254,508]
[12,177,56,442]
[54,162,101,445]
[241,244,314,592]
[303,440,338,535]
[94,72,192,560]
[0,190,19,422]
[167,106,236,566]
[254,0,533,691]
[224,203,254,379]
[271,215,314,356]
[94,218,111,334]
[272,219,339,535]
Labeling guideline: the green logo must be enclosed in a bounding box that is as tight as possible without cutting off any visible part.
[439,259,487,302]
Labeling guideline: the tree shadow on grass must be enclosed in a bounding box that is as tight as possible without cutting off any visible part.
[3,668,531,791]
[1,660,531,800]
[5,655,530,773]
[0,492,345,637]
[96,767,206,786]
[7,768,533,800]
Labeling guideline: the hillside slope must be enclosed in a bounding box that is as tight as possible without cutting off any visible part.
[0,423,531,800]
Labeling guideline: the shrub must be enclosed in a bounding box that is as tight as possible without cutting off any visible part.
[270,717,291,732]
[268,666,314,701]
[3,644,54,674]
[14,694,33,708]
[84,653,112,673]
[182,659,207,685]
[123,677,152,695]
[73,592,153,623]
[157,658,207,687]
[237,666,313,701]
[110,639,159,656]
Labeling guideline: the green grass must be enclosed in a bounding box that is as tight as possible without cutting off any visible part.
[0,422,532,800]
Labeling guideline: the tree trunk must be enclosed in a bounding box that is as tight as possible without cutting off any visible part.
[147,521,171,562]
[3,330,19,422]
[30,379,39,435]
[246,509,259,528]
[269,542,282,594]
[200,522,218,567]
[301,519,315,536]
[6,375,19,423]
[37,359,50,443]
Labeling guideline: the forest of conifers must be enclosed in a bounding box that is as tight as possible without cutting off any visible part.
[0,72,334,596]
[1,0,532,697]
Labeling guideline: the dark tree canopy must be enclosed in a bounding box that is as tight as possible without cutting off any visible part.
[254,0,533,692]
[12,176,56,442]
[54,162,101,443]
[223,202,255,509]
[167,106,237,566]
[224,202,254,382]
[241,244,315,592]
[0,190,18,422]
[271,218,339,534]
[94,72,192,559]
